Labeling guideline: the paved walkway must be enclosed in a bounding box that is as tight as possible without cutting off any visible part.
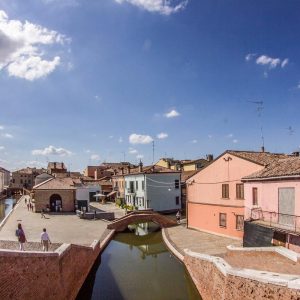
[0,196,109,246]
[89,201,125,219]
[165,225,242,257]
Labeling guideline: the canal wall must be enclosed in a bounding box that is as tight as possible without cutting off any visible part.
[0,230,115,300]
[184,249,300,300]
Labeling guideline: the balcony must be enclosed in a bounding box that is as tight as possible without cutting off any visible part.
[250,208,300,234]
[127,188,135,194]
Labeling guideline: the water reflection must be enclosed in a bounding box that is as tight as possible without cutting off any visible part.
[0,198,16,222]
[77,223,201,300]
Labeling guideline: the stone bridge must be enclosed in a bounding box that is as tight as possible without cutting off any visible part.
[107,210,177,232]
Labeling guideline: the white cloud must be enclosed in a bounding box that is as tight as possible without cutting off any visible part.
[157,132,168,139]
[32,145,72,156]
[2,133,13,138]
[136,154,144,159]
[114,0,189,15]
[191,139,197,144]
[118,137,123,143]
[256,55,281,69]
[233,139,238,144]
[281,58,289,68]
[164,109,180,118]
[0,146,4,150]
[129,133,153,144]
[129,148,138,154]
[226,133,233,138]
[0,125,3,130]
[90,154,100,161]
[245,53,256,61]
[0,10,69,80]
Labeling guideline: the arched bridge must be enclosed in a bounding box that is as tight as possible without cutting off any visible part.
[107,210,177,232]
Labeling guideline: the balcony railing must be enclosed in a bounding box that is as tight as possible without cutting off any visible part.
[127,188,135,194]
[250,208,300,234]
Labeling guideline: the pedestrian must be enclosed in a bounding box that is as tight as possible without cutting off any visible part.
[176,210,181,224]
[41,228,51,252]
[27,203,30,211]
[41,209,46,218]
[16,223,26,251]
[25,198,27,205]
[29,202,32,211]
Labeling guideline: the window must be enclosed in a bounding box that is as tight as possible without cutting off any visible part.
[136,181,138,190]
[175,196,180,205]
[28,180,31,184]
[12,179,15,183]
[175,179,179,189]
[236,215,244,231]
[219,213,227,228]
[252,187,258,205]
[222,184,229,198]
[142,180,145,190]
[236,184,244,199]
[20,179,23,184]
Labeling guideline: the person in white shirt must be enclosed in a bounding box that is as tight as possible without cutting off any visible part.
[41,228,51,252]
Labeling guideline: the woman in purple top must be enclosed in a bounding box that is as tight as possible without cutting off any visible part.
[16,223,27,251]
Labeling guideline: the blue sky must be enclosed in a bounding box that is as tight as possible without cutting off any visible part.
[0,0,300,171]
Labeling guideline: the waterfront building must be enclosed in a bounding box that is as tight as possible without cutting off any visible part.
[186,150,289,239]
[112,168,126,203]
[0,167,10,194]
[75,182,101,211]
[124,162,181,212]
[32,177,76,212]
[11,167,45,191]
[242,152,300,252]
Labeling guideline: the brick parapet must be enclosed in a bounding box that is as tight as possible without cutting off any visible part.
[0,229,115,300]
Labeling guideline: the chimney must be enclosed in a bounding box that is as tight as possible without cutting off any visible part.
[292,151,300,157]
[206,154,214,162]
[94,169,98,180]
[261,146,265,153]
[138,160,143,173]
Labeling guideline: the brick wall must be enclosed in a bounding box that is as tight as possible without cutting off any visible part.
[34,190,75,212]
[184,255,300,300]
[0,241,103,300]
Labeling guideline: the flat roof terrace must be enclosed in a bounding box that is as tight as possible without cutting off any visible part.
[0,196,109,246]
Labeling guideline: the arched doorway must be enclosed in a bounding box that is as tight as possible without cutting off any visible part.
[49,194,62,212]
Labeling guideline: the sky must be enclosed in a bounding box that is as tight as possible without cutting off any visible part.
[0,0,300,171]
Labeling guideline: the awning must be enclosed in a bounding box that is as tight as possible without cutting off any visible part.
[93,193,106,197]
[106,191,117,197]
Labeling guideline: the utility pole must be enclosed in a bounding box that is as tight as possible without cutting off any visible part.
[152,141,155,164]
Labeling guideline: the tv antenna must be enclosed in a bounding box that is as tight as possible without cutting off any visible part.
[152,141,155,164]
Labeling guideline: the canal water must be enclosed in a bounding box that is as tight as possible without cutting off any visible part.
[0,198,16,223]
[77,222,201,300]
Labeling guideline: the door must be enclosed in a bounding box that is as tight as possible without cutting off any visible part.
[278,188,295,227]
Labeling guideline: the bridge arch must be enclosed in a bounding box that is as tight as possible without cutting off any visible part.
[107,211,177,232]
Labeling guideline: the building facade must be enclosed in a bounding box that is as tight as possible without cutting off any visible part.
[11,167,45,191]
[187,150,288,239]
[0,167,10,194]
[124,165,181,212]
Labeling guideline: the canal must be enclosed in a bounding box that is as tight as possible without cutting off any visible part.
[77,222,201,300]
[0,198,16,223]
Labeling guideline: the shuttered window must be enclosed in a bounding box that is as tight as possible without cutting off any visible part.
[219,213,227,228]
[222,184,229,198]
[236,184,244,199]
[252,187,258,205]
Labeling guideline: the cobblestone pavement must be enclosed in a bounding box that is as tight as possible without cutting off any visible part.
[0,240,61,252]
[165,224,242,257]
[0,196,109,246]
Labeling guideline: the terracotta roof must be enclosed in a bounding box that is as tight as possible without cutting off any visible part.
[33,177,76,190]
[181,170,198,182]
[243,157,300,180]
[126,165,180,175]
[227,150,289,166]
[182,158,209,165]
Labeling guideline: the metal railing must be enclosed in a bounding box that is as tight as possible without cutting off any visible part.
[250,208,300,233]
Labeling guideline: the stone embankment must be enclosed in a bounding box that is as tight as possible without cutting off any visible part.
[0,229,114,300]
[162,227,300,300]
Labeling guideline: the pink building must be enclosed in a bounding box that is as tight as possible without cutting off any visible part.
[242,155,300,252]
[187,150,288,239]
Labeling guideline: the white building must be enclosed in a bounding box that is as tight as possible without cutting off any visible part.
[124,164,181,213]
[75,183,101,210]
[0,167,10,194]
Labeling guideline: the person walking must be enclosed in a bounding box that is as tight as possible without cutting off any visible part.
[16,223,27,251]
[41,228,51,252]
[27,203,30,211]
[41,209,46,218]
[176,210,181,224]
[25,198,27,205]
